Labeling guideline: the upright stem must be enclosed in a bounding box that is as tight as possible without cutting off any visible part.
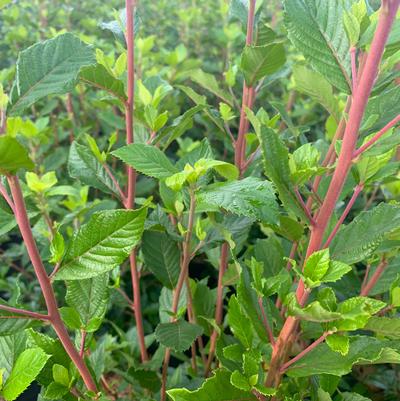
[266,0,400,388]
[235,0,256,173]
[161,188,196,401]
[7,176,96,392]
[124,0,148,363]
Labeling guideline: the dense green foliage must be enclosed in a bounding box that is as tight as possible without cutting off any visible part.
[0,0,400,400]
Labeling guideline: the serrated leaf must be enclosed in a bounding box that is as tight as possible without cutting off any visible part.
[287,293,342,322]
[2,348,49,401]
[326,334,350,356]
[228,296,253,348]
[197,177,279,224]
[112,143,178,179]
[155,320,203,352]
[55,208,146,280]
[190,69,233,106]
[167,369,258,401]
[257,127,307,220]
[240,42,286,86]
[284,0,351,92]
[9,33,95,115]
[0,137,34,175]
[330,203,400,264]
[68,141,120,197]
[79,63,127,101]
[293,65,340,121]
[286,336,400,377]
[304,249,330,283]
[0,333,26,380]
[65,274,109,331]
[142,231,180,289]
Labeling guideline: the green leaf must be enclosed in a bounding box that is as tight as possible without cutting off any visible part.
[364,316,400,339]
[326,334,350,356]
[197,177,279,224]
[52,364,69,387]
[240,42,286,86]
[160,105,207,148]
[335,297,386,331]
[228,296,253,348]
[0,333,27,380]
[230,370,251,391]
[112,143,178,179]
[9,33,95,115]
[65,274,109,331]
[341,393,371,401]
[330,203,400,264]
[292,65,340,121]
[286,336,400,377]
[155,320,203,352]
[257,127,307,220]
[0,306,37,336]
[79,63,127,101]
[190,69,234,106]
[43,382,69,399]
[287,293,342,322]
[59,307,82,330]
[0,137,34,175]
[284,0,351,92]
[142,231,180,289]
[55,208,146,280]
[2,348,49,401]
[68,141,120,197]
[304,249,330,283]
[167,369,258,401]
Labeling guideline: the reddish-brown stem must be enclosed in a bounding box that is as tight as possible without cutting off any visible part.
[280,331,334,373]
[323,183,364,248]
[0,304,49,320]
[7,175,97,392]
[258,297,275,346]
[124,0,148,363]
[361,258,388,296]
[205,242,229,376]
[353,114,400,157]
[294,187,315,225]
[266,1,400,388]
[0,182,15,213]
[350,47,358,93]
[103,163,126,204]
[235,0,256,173]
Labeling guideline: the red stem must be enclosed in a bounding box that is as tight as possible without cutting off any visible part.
[361,258,388,296]
[0,182,15,213]
[258,297,275,346]
[103,163,126,204]
[323,183,364,248]
[7,176,97,392]
[353,114,400,157]
[0,304,49,320]
[266,0,400,388]
[294,187,315,225]
[280,331,333,373]
[125,0,148,363]
[79,330,87,358]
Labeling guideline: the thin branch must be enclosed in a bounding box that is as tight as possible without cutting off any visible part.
[294,187,315,226]
[0,182,15,213]
[79,330,87,358]
[323,183,364,248]
[0,304,49,320]
[103,162,127,204]
[49,262,61,281]
[361,258,388,296]
[280,331,334,373]
[353,114,400,157]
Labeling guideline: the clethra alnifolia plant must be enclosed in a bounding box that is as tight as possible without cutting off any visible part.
[0,0,400,400]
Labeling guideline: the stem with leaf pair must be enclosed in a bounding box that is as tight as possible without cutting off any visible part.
[266,0,400,388]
